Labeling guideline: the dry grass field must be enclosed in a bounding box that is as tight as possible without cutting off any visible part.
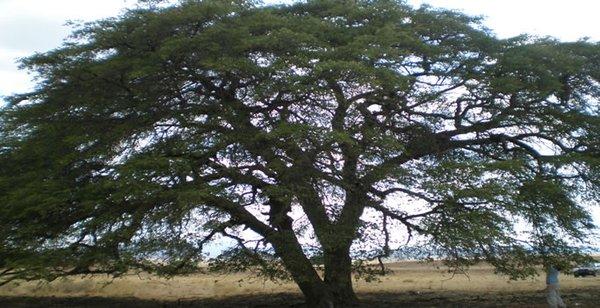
[1,261,599,307]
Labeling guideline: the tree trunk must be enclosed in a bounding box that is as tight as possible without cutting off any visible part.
[323,244,359,306]
[270,231,359,307]
[266,207,359,306]
[270,231,337,307]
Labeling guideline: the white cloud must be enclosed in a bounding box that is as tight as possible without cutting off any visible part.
[0,0,135,98]
[0,17,70,53]
[0,0,134,20]
[407,0,600,41]
[0,49,34,97]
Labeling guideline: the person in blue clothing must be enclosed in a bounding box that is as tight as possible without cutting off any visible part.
[546,264,566,308]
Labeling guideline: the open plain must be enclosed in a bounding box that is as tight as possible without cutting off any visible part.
[1,261,599,307]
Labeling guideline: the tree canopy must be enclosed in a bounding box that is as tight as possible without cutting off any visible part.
[1,0,599,306]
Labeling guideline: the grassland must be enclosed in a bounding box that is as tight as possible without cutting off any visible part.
[1,261,599,307]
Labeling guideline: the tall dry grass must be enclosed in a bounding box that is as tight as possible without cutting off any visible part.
[1,261,598,300]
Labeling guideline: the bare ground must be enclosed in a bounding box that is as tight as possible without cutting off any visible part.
[1,261,599,307]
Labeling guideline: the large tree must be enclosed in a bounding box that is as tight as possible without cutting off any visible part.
[1,0,599,306]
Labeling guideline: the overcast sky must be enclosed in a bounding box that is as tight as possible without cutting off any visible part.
[0,0,599,231]
[0,0,600,97]
[1,0,599,98]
